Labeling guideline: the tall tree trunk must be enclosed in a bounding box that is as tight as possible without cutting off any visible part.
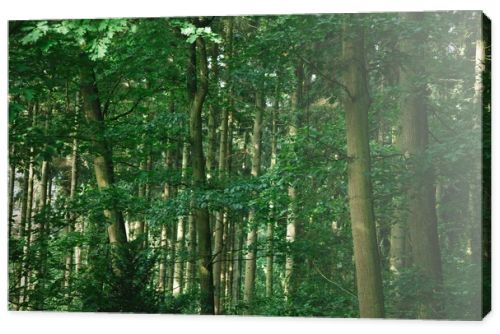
[243,90,264,311]
[15,148,29,309]
[17,104,36,310]
[284,62,304,299]
[158,225,168,293]
[167,216,177,293]
[34,106,52,310]
[79,54,129,285]
[173,143,189,295]
[8,156,16,240]
[185,213,196,290]
[399,13,443,319]
[73,92,83,275]
[64,133,78,293]
[342,19,385,318]
[231,131,247,307]
[21,151,35,309]
[469,37,485,267]
[231,215,243,306]
[159,101,176,293]
[265,82,279,299]
[187,34,214,314]
[64,90,79,291]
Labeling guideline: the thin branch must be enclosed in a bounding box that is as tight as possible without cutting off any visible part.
[107,96,145,122]
[312,260,358,299]
[293,51,354,100]
[102,74,125,116]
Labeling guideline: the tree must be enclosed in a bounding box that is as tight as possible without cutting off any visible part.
[186,25,215,314]
[398,13,443,319]
[342,17,385,318]
[8,12,489,320]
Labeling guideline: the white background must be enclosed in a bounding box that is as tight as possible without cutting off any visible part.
[1,1,498,333]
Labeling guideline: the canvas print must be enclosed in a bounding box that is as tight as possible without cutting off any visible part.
[8,11,490,320]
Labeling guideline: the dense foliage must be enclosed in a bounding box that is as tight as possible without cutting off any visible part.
[8,12,490,319]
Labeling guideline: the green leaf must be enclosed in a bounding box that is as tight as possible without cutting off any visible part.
[186,34,197,44]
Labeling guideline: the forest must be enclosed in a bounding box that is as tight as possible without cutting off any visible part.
[8,12,490,319]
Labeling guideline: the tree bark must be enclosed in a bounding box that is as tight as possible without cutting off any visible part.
[342,19,385,318]
[399,13,443,319]
[285,62,304,299]
[64,131,79,293]
[187,34,215,314]
[243,90,264,311]
[8,158,15,240]
[34,106,52,309]
[173,143,189,295]
[17,104,36,310]
[79,53,129,281]
[265,82,279,299]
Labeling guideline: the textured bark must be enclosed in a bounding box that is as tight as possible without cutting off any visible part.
[35,107,52,309]
[265,81,279,299]
[20,146,35,309]
[133,154,149,241]
[187,34,214,314]
[173,143,189,295]
[213,214,224,313]
[158,101,176,293]
[231,215,244,306]
[185,213,196,290]
[8,153,16,307]
[79,54,128,279]
[8,161,15,239]
[167,219,176,293]
[243,91,264,310]
[64,131,78,292]
[342,19,385,318]
[399,13,443,319]
[206,43,220,178]
[158,224,168,293]
[285,62,304,298]
[231,132,247,306]
[73,95,83,274]
[213,99,229,312]
[17,104,36,310]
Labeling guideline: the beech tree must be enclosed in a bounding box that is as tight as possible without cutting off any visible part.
[8,12,489,319]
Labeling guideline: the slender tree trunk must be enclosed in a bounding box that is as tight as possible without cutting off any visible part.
[64,132,78,294]
[265,83,279,299]
[212,48,230,314]
[173,143,189,295]
[187,34,214,314]
[342,19,385,318]
[185,213,196,290]
[20,143,35,309]
[15,157,29,310]
[243,90,264,311]
[231,131,247,308]
[231,215,243,306]
[212,183,224,311]
[158,101,176,293]
[167,218,176,293]
[64,89,79,288]
[79,53,129,290]
[158,224,168,293]
[8,159,15,240]
[35,106,52,310]
[285,62,304,299]
[17,104,36,310]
